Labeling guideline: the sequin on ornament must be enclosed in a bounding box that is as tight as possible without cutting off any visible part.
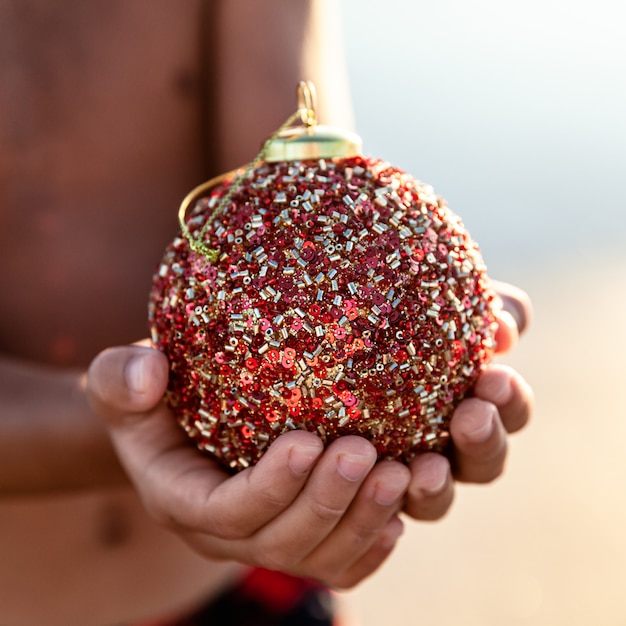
[149,156,497,471]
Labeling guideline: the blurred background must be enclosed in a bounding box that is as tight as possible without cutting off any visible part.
[338,1,626,624]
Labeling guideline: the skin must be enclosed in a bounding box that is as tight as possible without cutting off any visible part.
[0,1,533,624]
[88,318,532,592]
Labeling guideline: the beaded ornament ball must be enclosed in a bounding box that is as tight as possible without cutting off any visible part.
[148,85,497,472]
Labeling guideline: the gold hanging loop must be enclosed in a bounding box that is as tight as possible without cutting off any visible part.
[297,80,317,127]
[178,81,362,261]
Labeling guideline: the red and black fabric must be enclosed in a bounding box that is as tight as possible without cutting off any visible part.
[135,567,338,626]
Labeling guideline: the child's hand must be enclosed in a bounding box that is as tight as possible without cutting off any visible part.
[87,281,532,587]
[403,281,534,521]
[88,346,410,589]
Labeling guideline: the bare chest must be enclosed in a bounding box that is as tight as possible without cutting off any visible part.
[0,0,208,365]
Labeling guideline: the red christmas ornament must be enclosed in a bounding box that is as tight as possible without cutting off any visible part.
[149,82,497,471]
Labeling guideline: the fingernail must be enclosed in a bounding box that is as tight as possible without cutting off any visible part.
[500,294,527,334]
[484,375,513,407]
[126,354,148,394]
[421,470,448,497]
[467,413,496,443]
[289,444,322,475]
[374,474,410,506]
[337,452,374,482]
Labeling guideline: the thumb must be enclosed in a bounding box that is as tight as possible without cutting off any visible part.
[87,345,169,425]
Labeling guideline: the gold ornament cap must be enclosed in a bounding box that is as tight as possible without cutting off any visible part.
[264,81,362,162]
[179,81,363,261]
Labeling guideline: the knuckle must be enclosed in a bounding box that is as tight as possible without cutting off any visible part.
[144,500,182,530]
[309,499,346,525]
[246,465,295,509]
[346,519,382,546]
[208,516,251,541]
[253,480,293,510]
[202,502,255,540]
[252,543,293,573]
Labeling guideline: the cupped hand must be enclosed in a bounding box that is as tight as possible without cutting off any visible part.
[87,347,409,589]
[87,280,533,586]
[403,280,534,521]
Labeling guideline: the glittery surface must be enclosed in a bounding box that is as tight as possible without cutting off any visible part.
[149,156,497,471]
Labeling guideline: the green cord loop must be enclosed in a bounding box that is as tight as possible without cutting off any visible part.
[178,110,303,261]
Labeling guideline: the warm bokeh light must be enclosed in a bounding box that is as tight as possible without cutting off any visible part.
[340,1,626,624]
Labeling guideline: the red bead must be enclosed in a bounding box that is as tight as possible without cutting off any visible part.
[148,156,497,471]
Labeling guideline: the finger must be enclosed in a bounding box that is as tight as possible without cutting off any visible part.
[491,280,533,335]
[87,345,170,422]
[87,345,190,470]
[202,430,324,539]
[404,453,454,521]
[474,364,533,434]
[182,513,405,589]
[493,308,520,354]
[88,345,233,528]
[87,347,327,544]
[250,436,378,569]
[302,460,410,578]
[148,430,325,539]
[332,515,405,589]
[87,344,192,475]
[449,397,508,483]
